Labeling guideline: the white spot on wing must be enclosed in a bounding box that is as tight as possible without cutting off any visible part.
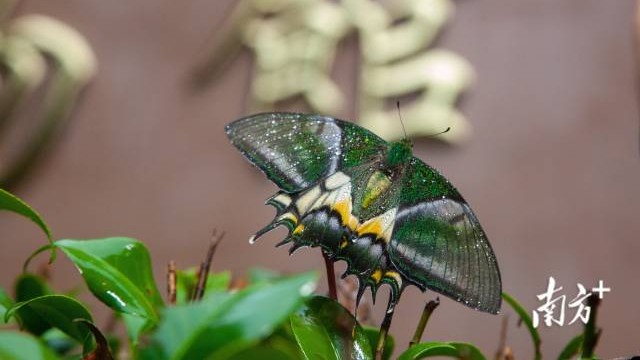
[324,171,350,190]
[273,193,291,207]
[320,182,350,208]
[296,186,321,214]
[310,191,330,212]
[335,182,352,203]
[317,119,342,174]
[379,207,398,241]
[256,147,306,186]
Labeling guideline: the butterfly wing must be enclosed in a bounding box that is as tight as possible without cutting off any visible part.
[226,112,501,314]
[225,112,388,193]
[387,157,502,313]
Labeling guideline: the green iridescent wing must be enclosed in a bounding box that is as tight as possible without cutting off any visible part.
[226,112,501,314]
[225,112,387,193]
[387,158,502,314]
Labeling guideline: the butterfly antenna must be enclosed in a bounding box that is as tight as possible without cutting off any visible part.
[396,101,408,140]
[428,127,451,137]
[396,101,451,139]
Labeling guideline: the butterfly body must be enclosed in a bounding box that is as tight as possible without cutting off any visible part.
[226,112,501,314]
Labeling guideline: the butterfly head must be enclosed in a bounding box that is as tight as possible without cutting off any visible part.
[386,138,413,167]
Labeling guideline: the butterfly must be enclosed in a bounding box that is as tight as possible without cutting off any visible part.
[225,112,501,317]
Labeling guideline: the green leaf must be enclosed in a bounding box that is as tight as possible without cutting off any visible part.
[224,345,298,360]
[260,326,305,360]
[151,271,317,360]
[5,295,92,343]
[398,342,486,360]
[363,326,394,360]
[397,343,457,359]
[121,313,154,350]
[13,274,52,335]
[175,269,231,304]
[290,296,373,360]
[447,343,486,360]
[15,273,51,297]
[558,334,583,360]
[0,331,60,359]
[151,293,231,359]
[0,288,13,323]
[0,188,55,263]
[501,292,541,360]
[247,267,281,284]
[41,329,77,355]
[54,238,163,322]
[239,320,304,360]
[106,334,121,359]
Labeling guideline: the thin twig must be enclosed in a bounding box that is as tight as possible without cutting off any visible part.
[167,260,177,305]
[192,229,225,301]
[375,293,397,360]
[503,347,514,360]
[190,264,202,302]
[37,262,51,281]
[582,296,602,358]
[322,250,337,301]
[409,297,440,347]
[634,0,640,157]
[495,315,509,360]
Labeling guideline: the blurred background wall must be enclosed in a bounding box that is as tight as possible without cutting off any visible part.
[1,0,639,357]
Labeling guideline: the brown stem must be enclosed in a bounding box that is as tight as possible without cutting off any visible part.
[503,347,514,360]
[76,319,114,360]
[190,264,202,302]
[635,0,640,156]
[582,296,602,358]
[494,315,509,360]
[322,250,337,301]
[375,293,397,360]
[192,230,224,301]
[409,297,440,347]
[167,260,177,305]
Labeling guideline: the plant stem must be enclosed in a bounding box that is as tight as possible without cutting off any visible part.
[322,250,337,301]
[375,293,397,360]
[495,315,509,360]
[581,296,601,358]
[75,319,114,360]
[167,260,177,305]
[409,297,440,347]
[192,230,224,301]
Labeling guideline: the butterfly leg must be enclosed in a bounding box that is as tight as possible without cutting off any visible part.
[375,292,398,360]
[322,249,337,301]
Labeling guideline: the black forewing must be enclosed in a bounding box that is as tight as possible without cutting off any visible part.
[225,112,388,193]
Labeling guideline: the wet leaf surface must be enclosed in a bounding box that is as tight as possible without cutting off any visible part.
[55,238,163,322]
[290,296,373,360]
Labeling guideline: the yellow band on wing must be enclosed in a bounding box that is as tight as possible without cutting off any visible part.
[362,171,392,209]
[333,199,358,230]
[293,224,305,235]
[371,269,383,283]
